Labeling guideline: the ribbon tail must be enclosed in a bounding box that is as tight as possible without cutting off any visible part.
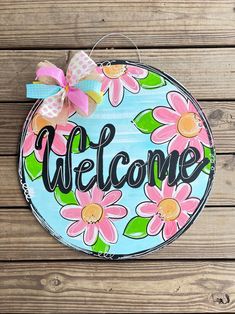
[26,83,62,99]
[73,80,103,104]
[67,88,89,115]
[39,89,65,119]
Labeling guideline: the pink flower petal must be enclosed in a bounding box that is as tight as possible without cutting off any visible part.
[174,183,192,202]
[34,136,47,162]
[120,74,139,93]
[91,184,104,203]
[96,66,103,74]
[56,122,76,135]
[51,133,67,155]
[163,221,178,240]
[167,91,189,114]
[177,211,189,228]
[22,132,35,156]
[136,202,157,217]
[105,205,127,219]
[83,224,98,246]
[109,79,124,107]
[181,198,200,214]
[151,124,177,144]
[127,66,148,78]
[162,179,176,198]
[147,215,164,236]
[61,205,82,220]
[101,190,122,207]
[168,134,189,155]
[145,184,162,203]
[189,138,204,161]
[76,189,91,207]
[98,218,118,243]
[188,100,198,113]
[197,128,211,147]
[67,220,86,237]
[153,107,180,124]
[101,76,111,93]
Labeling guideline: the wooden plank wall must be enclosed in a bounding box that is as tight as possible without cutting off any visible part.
[0,1,235,313]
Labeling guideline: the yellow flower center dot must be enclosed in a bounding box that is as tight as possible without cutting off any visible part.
[103,64,127,79]
[177,112,202,138]
[158,198,181,222]
[81,203,103,224]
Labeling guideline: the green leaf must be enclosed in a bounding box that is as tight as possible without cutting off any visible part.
[138,72,166,89]
[65,133,90,154]
[24,152,42,181]
[92,236,110,254]
[123,216,151,239]
[54,187,78,206]
[202,146,215,175]
[133,109,163,134]
[153,161,163,190]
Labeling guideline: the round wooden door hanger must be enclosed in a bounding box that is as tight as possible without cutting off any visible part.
[19,51,215,259]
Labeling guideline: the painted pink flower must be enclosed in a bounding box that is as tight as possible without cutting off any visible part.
[151,91,211,159]
[22,114,76,162]
[136,180,200,240]
[60,184,128,246]
[96,64,148,107]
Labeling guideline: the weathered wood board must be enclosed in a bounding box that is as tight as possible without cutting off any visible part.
[1,154,233,207]
[1,206,235,260]
[0,1,235,48]
[0,101,234,154]
[0,49,234,101]
[0,261,234,313]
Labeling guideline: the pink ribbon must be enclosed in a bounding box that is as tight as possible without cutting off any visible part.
[36,51,99,118]
[36,66,67,88]
[37,66,89,114]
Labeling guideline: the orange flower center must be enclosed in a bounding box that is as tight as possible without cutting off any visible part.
[177,112,202,138]
[103,64,127,79]
[31,114,55,135]
[81,203,103,224]
[158,198,181,221]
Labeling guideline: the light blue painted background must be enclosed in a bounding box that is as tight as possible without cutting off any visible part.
[23,72,211,256]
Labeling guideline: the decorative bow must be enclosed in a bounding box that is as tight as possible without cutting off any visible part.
[26,51,103,124]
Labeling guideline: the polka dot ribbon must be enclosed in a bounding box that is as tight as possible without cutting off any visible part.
[26,51,103,119]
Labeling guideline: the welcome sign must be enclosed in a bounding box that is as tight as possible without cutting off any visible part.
[19,55,215,259]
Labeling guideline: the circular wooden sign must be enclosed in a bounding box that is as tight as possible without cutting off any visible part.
[19,60,215,259]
